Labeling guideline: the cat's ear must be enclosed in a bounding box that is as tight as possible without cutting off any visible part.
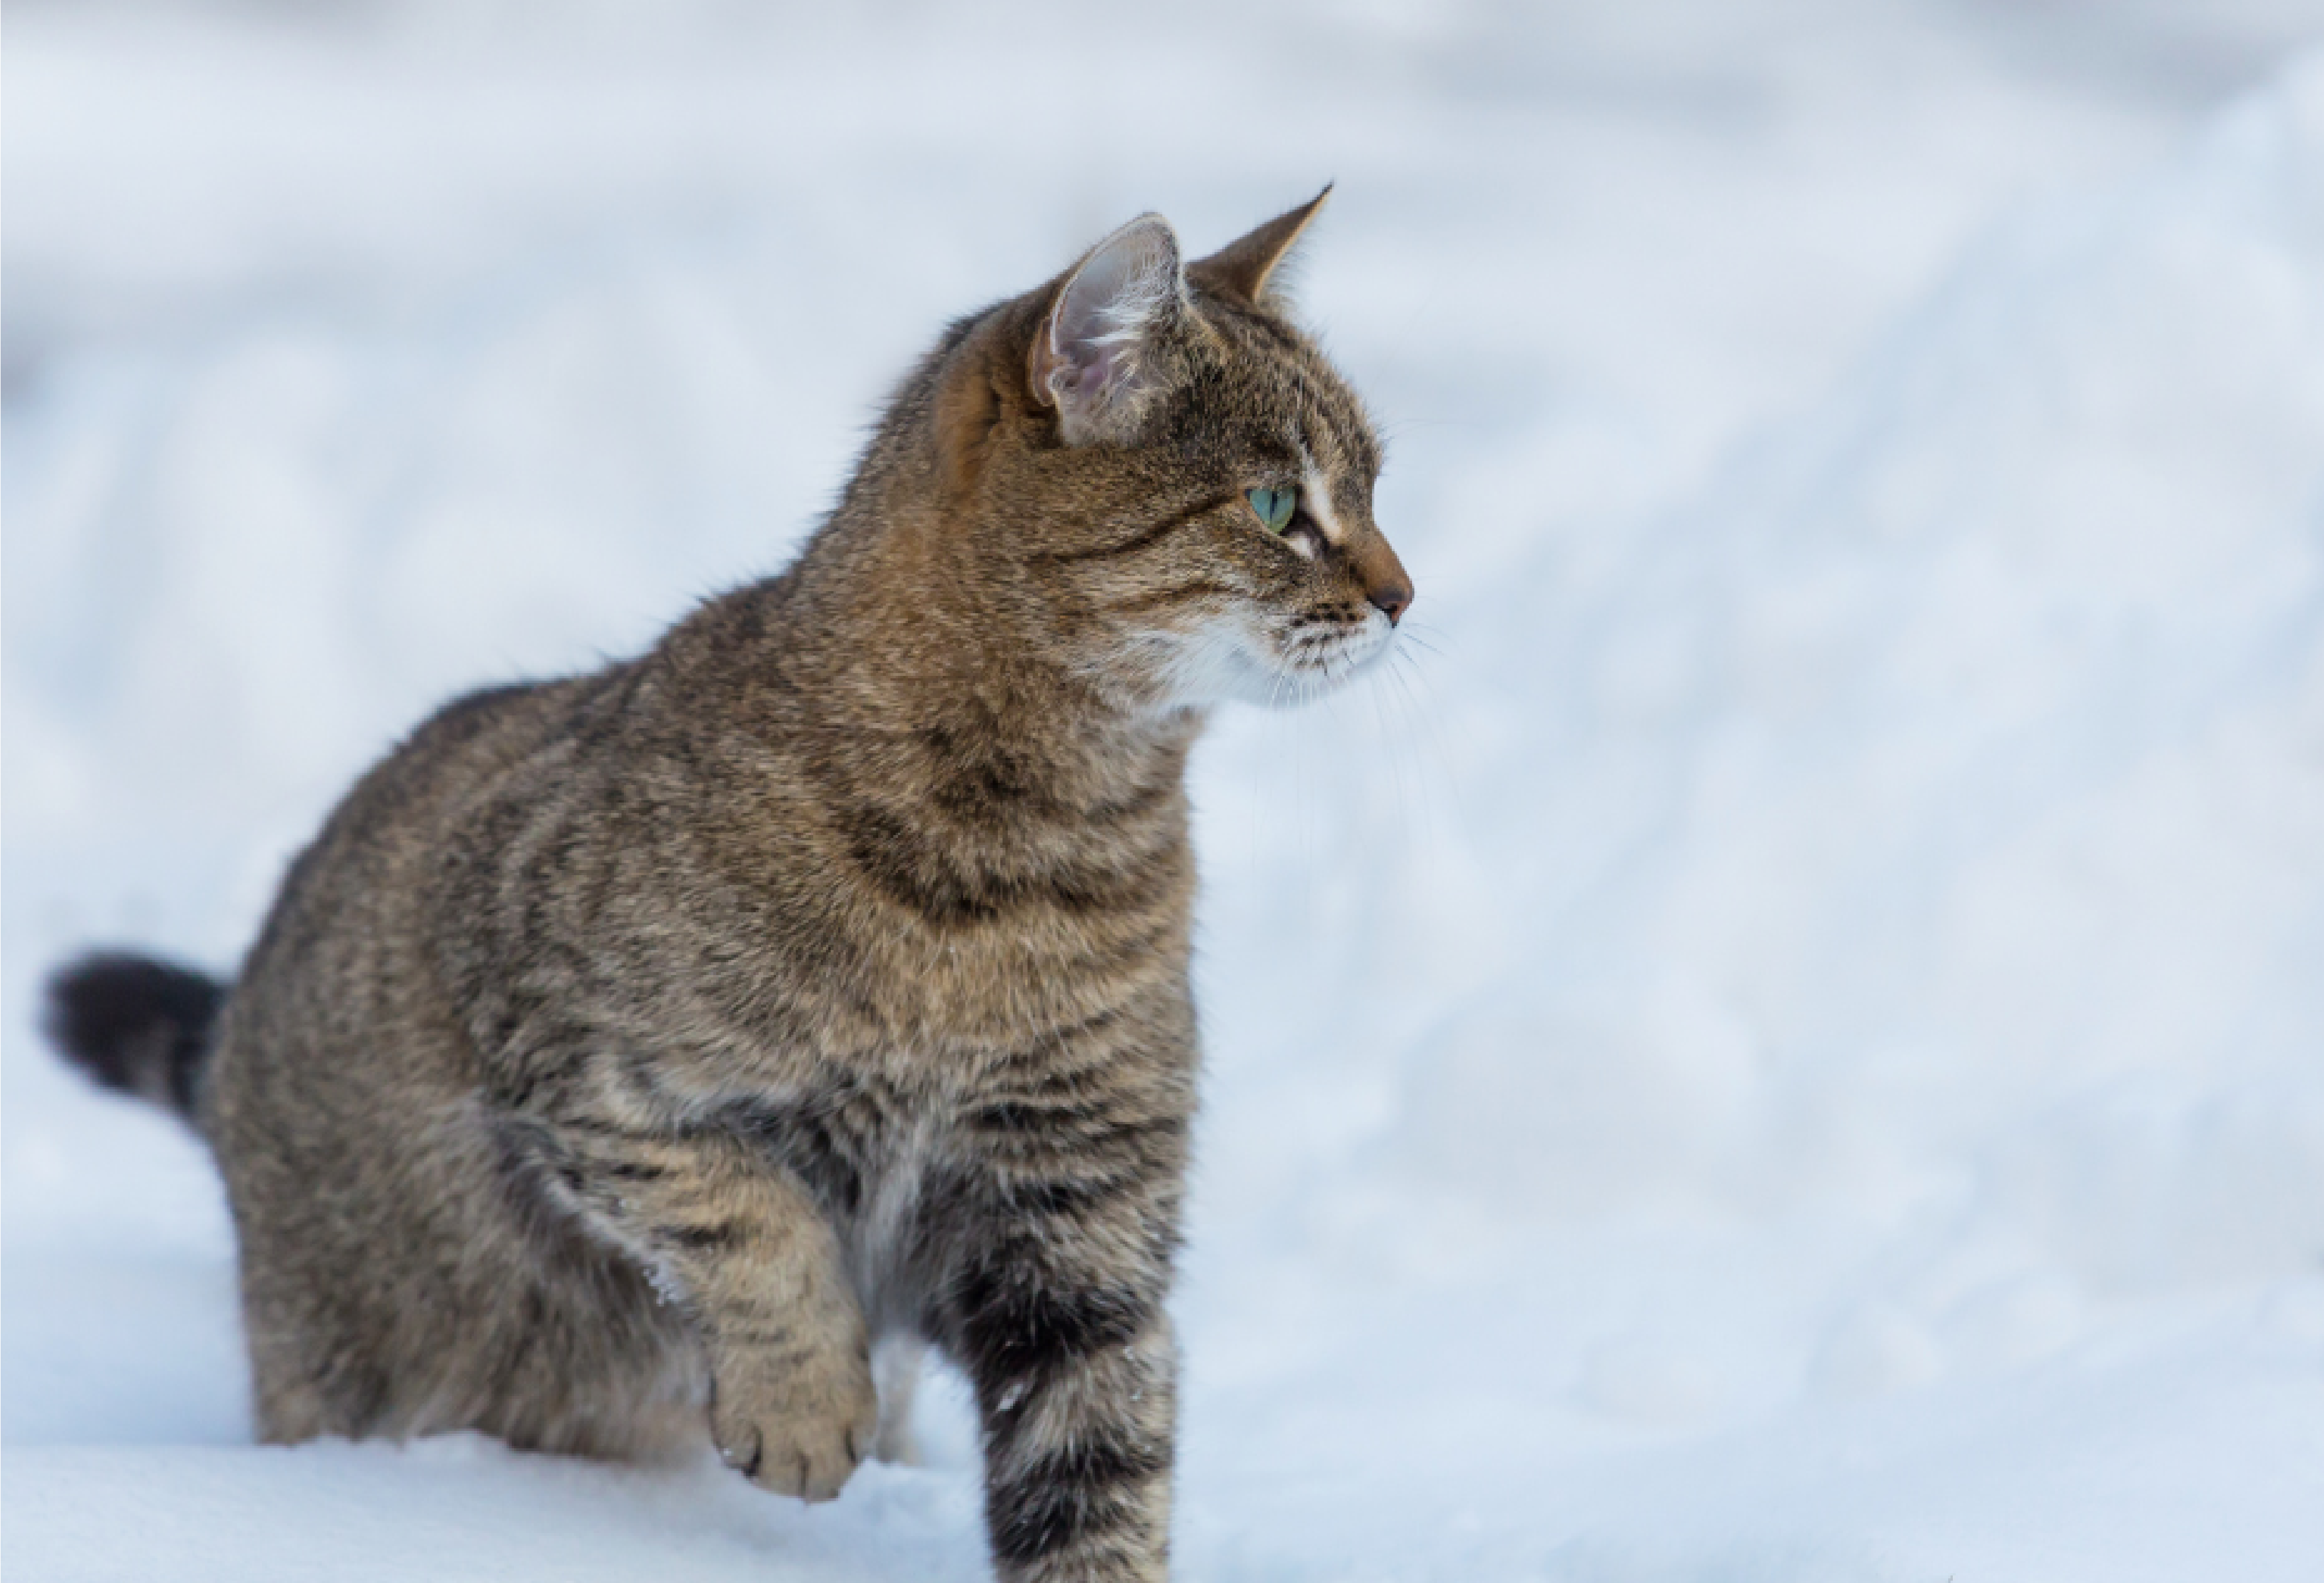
[1188,185,1331,307]
[1030,214,1187,446]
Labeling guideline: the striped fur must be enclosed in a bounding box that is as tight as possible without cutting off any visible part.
[44,194,1410,1581]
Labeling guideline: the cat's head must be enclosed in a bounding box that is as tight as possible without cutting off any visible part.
[929,192,1413,717]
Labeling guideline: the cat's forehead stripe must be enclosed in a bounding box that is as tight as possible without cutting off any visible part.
[1285,344,1378,480]
[1209,301,1378,473]
[1295,380,1375,497]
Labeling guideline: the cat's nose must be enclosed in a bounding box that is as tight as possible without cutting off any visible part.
[1349,533,1413,625]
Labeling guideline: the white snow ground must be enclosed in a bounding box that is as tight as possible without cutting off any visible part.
[8,2,2324,1578]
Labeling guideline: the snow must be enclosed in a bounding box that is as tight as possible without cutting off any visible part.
[8,2,2324,1578]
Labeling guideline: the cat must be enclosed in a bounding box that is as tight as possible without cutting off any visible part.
[45,191,1411,1582]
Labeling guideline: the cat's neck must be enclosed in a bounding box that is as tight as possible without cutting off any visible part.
[699,492,1205,827]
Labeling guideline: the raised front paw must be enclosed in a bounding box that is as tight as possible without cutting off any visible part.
[710,1341,881,1503]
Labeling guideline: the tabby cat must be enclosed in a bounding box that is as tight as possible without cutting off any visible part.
[46,192,1411,1582]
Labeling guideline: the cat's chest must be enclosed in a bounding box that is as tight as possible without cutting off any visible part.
[773,832,1199,1055]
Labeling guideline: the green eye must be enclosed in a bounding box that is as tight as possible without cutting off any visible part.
[1247,486,1298,534]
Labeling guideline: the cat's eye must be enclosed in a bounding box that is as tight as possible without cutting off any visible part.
[1247,487,1298,534]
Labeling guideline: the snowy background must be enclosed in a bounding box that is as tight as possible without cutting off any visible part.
[8,1,2324,1578]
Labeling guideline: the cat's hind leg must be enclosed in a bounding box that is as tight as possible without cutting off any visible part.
[225,1090,707,1466]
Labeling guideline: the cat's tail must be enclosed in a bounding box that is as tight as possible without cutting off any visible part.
[43,951,228,1128]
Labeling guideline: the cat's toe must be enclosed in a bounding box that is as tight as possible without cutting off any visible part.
[713,1354,879,1503]
[753,1417,863,1502]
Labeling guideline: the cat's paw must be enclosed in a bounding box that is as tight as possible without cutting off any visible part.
[711,1345,881,1503]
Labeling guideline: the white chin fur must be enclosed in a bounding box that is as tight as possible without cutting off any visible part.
[1155,608,1394,710]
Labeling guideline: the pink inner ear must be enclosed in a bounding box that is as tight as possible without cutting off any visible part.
[1071,343,1123,404]
[1040,215,1183,431]
[1048,293,1147,415]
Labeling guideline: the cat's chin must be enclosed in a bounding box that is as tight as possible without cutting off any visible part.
[1254,645,1393,708]
[1263,618,1397,707]
[1134,617,1394,712]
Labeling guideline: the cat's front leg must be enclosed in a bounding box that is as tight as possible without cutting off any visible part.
[940,1170,1184,1581]
[547,1119,879,1501]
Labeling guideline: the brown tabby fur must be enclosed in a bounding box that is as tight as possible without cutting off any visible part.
[44,192,1411,1582]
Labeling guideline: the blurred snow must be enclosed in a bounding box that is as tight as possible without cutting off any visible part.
[7,3,2324,1580]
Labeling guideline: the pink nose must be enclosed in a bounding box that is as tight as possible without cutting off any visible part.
[1367,577,1412,626]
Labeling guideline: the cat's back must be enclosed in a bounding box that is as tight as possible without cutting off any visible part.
[214,669,620,1107]
[268,671,613,934]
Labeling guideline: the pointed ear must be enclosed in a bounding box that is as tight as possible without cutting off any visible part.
[1029,214,1187,446]
[1188,185,1331,307]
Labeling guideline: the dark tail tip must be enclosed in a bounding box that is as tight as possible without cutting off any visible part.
[43,951,228,1125]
